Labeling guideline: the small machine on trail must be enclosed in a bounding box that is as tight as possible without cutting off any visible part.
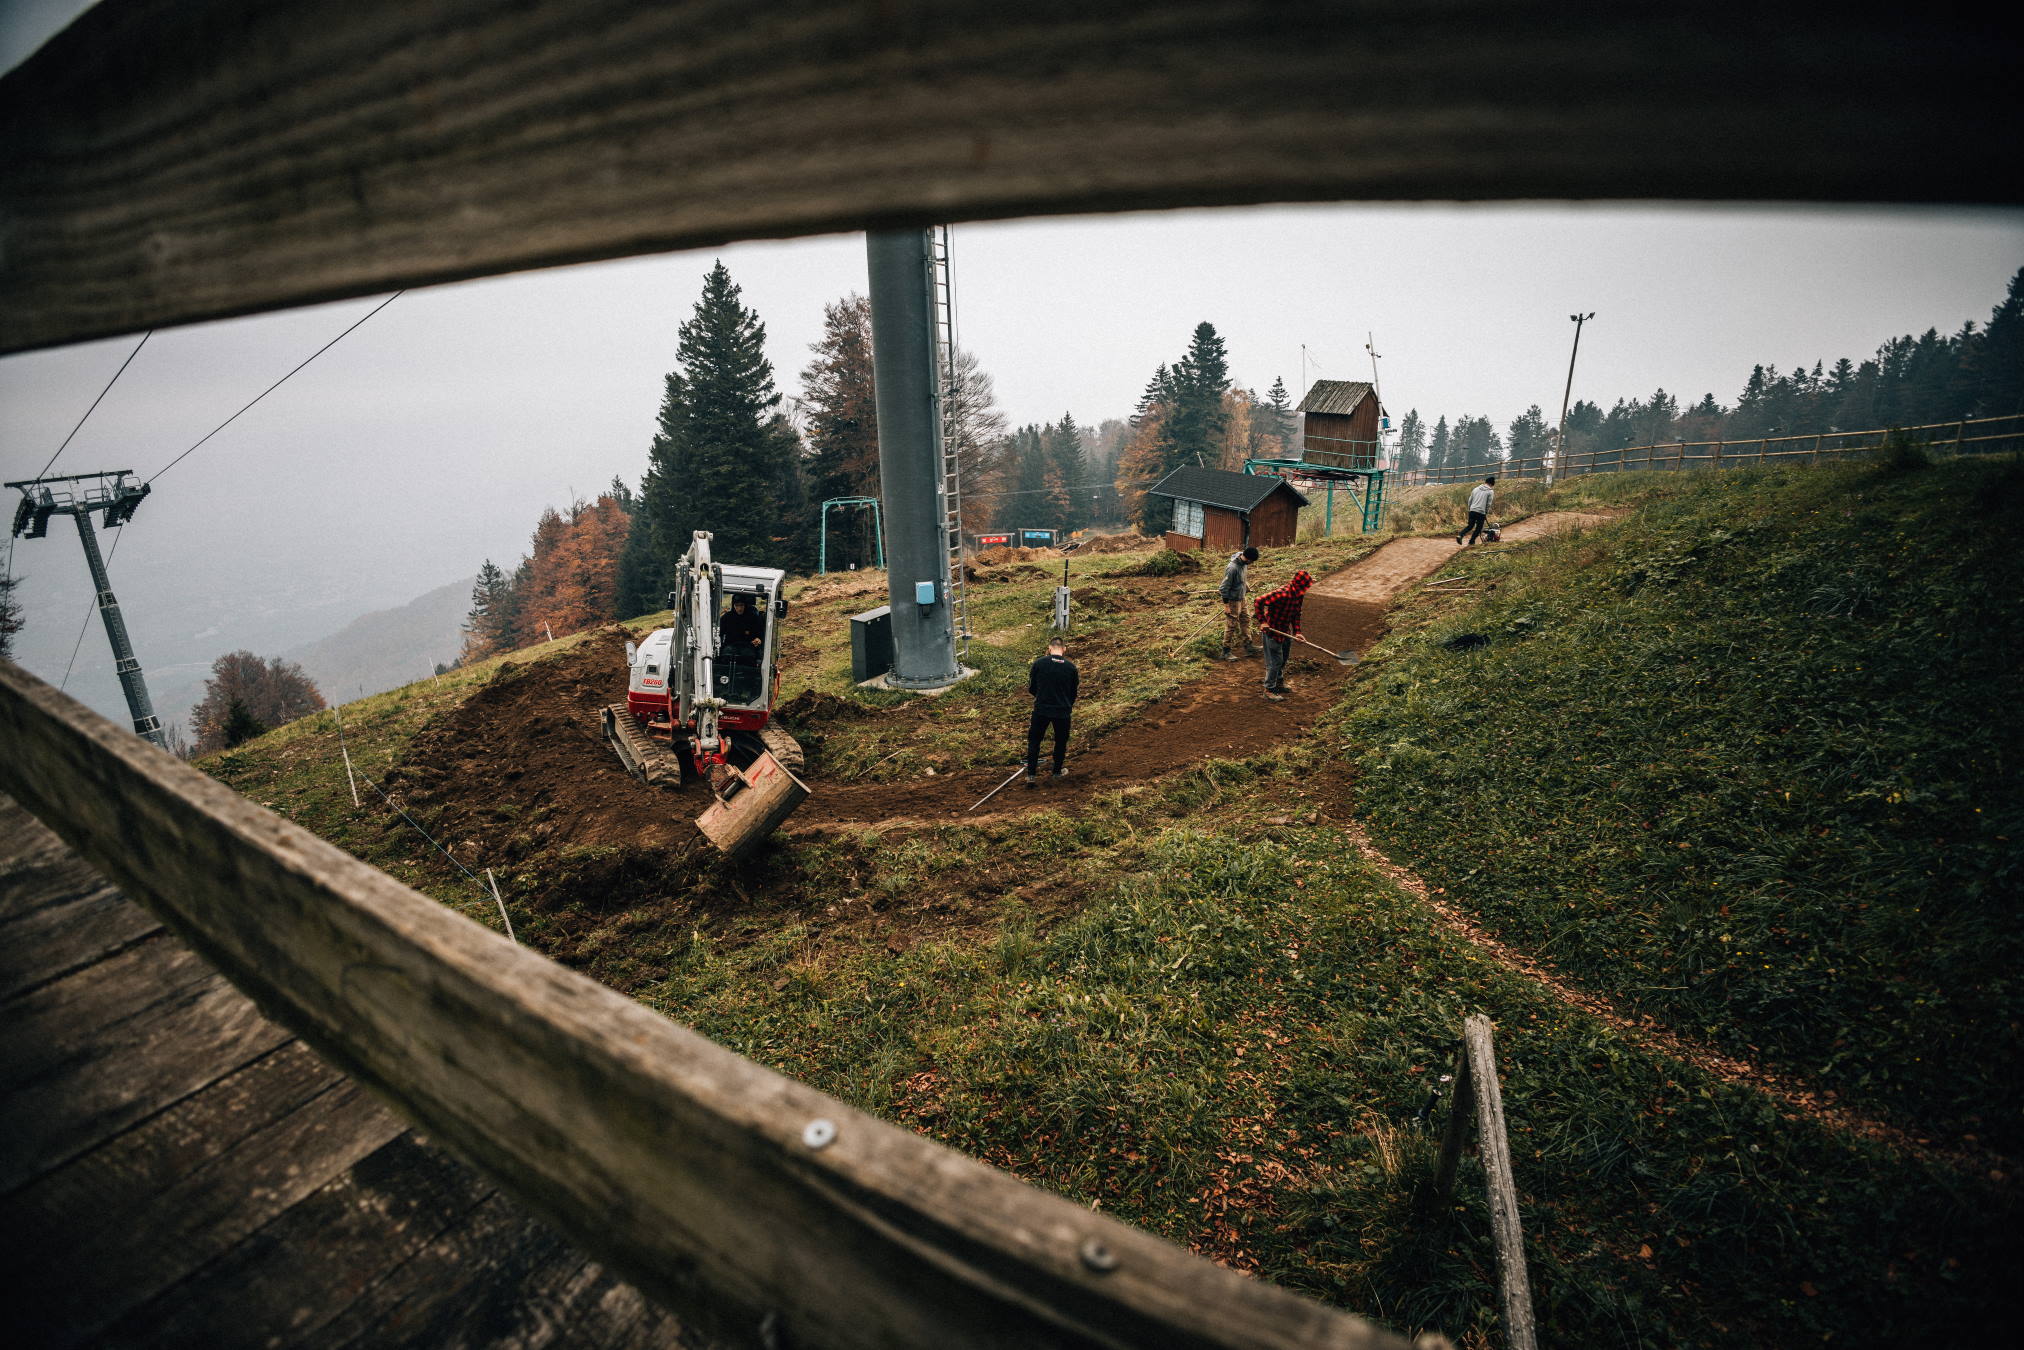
[601,530,809,857]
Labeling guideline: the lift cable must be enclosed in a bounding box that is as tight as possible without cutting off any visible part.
[52,291,403,694]
[150,290,404,481]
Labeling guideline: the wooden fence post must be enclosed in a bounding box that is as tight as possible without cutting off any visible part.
[1463,1016,1536,1350]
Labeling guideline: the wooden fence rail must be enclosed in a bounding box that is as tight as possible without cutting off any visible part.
[4,1,2020,355]
[0,659,1408,1350]
[1396,414,2024,488]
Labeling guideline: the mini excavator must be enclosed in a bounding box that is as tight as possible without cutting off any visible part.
[601,530,810,857]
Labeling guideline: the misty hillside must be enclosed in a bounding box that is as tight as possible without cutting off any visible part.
[281,575,474,708]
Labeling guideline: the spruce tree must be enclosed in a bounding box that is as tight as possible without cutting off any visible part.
[1394,410,1425,472]
[1136,322,1231,531]
[1266,376,1296,441]
[1047,413,1089,532]
[1970,267,2024,417]
[1426,416,1452,475]
[621,261,793,612]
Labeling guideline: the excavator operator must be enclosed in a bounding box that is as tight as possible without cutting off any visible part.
[719,593,766,665]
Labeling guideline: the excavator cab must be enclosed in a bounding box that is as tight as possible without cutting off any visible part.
[604,533,808,859]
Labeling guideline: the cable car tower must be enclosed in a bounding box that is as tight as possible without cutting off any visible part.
[7,470,167,747]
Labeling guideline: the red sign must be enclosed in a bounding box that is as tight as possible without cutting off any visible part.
[976,533,1013,546]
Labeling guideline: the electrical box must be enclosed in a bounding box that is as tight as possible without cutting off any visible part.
[850,605,892,683]
[913,580,936,607]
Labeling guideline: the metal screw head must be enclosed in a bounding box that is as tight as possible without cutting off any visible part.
[802,1118,837,1150]
[1079,1238,1118,1273]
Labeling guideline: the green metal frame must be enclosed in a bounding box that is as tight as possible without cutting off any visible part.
[818,496,885,574]
[1242,459,1388,534]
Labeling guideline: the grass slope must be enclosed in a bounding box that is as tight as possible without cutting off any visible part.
[202,468,2018,1346]
[1347,458,2023,1152]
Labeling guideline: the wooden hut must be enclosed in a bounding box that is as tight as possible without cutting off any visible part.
[1296,380,1385,470]
[1146,466,1308,552]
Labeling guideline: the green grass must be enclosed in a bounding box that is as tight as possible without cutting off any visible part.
[1344,458,2024,1151]
[198,466,2021,1345]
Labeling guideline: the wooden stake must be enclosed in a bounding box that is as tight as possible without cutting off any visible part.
[333,708,361,808]
[487,867,516,944]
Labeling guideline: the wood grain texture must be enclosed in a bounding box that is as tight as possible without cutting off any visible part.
[3,0,2016,354]
[0,657,1406,1348]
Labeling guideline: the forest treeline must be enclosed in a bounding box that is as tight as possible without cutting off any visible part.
[459,263,2023,656]
[1393,266,2024,476]
[457,261,1294,658]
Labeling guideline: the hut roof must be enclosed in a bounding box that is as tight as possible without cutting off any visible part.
[1296,379,1375,416]
[1146,466,1308,512]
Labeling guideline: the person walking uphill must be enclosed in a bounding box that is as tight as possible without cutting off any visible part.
[1253,569,1313,701]
[1218,545,1261,661]
[1024,636,1079,787]
[1457,475,1496,546]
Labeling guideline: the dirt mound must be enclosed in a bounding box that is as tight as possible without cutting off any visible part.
[384,629,705,873]
[775,689,863,726]
[1072,531,1154,555]
[1107,549,1201,578]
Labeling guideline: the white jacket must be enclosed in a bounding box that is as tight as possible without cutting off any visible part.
[1467,484,1495,515]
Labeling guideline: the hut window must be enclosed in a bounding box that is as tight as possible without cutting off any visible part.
[1172,499,1204,537]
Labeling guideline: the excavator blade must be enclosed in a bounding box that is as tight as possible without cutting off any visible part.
[696,749,809,858]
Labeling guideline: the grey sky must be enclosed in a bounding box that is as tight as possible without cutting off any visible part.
[4,2,2021,730]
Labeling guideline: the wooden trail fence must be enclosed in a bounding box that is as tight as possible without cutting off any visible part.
[1399,414,2024,487]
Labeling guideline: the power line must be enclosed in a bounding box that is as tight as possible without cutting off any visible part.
[150,290,404,481]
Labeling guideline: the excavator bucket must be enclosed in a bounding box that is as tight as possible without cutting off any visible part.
[695,749,809,858]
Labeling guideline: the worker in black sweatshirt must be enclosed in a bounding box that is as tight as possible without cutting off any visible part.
[1025,636,1080,787]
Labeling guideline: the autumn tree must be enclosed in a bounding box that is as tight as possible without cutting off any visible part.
[190,651,324,753]
[947,349,1012,538]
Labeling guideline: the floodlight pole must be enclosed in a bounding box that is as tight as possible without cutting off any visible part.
[1550,312,1594,487]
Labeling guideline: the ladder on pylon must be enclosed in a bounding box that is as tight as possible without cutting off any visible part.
[928,224,971,656]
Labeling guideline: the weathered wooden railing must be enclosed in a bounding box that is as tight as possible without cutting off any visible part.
[0,661,1408,1349]
[1399,413,2024,486]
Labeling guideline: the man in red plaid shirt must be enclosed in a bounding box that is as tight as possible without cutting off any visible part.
[1252,569,1313,700]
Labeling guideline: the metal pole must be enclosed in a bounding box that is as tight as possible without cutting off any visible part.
[1550,312,1593,488]
[867,229,961,689]
[71,511,165,747]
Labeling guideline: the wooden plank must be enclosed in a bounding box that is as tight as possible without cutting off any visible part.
[18,1080,406,1346]
[3,1040,340,1246]
[1462,1016,1536,1350]
[0,859,161,1002]
[2,1,2017,354]
[0,663,1405,1348]
[88,1132,500,1350]
[0,963,294,1192]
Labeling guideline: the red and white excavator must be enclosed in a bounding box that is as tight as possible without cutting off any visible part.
[601,530,809,857]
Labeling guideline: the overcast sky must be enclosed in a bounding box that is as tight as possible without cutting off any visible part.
[4,2,2021,729]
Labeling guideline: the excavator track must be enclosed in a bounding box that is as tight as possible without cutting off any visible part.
[601,704,686,786]
[759,722,804,774]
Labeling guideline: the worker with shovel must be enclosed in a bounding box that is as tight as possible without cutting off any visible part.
[1254,569,1314,701]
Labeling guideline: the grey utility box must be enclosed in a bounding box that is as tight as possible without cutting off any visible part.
[850,605,893,683]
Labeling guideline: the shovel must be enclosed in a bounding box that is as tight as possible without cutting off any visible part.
[967,765,1030,813]
[1263,626,1359,666]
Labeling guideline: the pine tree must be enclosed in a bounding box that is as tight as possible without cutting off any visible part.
[1426,416,1451,475]
[1136,322,1231,531]
[620,261,794,612]
[462,559,515,662]
[1505,405,1550,466]
[1047,413,1089,532]
[1394,410,1425,472]
[1969,267,2024,416]
[1266,376,1296,442]
[1131,364,1174,426]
